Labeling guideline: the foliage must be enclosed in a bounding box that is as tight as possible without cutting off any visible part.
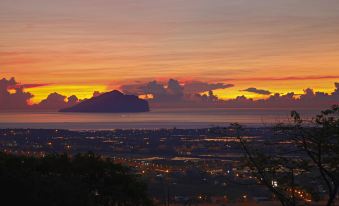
[232,105,339,206]
[0,152,153,206]
[289,105,339,206]
[231,123,308,206]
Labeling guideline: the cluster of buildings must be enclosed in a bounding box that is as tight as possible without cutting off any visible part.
[0,128,316,205]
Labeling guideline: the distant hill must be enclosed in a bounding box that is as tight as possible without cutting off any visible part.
[60,90,149,113]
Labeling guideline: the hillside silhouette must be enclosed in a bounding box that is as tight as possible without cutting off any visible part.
[0,152,152,206]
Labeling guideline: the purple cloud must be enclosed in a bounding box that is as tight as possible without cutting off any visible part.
[0,77,33,110]
[241,87,272,95]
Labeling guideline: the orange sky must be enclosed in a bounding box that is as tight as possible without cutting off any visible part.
[1,0,339,103]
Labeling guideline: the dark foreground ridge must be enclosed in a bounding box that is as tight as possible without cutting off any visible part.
[60,90,150,113]
[0,152,152,206]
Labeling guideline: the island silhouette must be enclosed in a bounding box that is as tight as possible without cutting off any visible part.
[59,90,149,113]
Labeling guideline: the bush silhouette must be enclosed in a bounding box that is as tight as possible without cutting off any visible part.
[0,152,153,206]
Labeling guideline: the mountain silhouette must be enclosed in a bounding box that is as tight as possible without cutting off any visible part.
[59,90,149,113]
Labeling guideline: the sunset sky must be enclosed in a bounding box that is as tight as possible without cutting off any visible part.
[1,0,339,103]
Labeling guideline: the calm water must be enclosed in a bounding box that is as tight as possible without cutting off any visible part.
[0,108,319,130]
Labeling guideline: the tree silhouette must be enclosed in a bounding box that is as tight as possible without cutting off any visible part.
[288,105,339,206]
[231,123,305,206]
[232,105,339,206]
[0,152,153,206]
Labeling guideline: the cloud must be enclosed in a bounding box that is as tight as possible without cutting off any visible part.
[120,79,233,103]
[192,90,219,103]
[221,75,339,82]
[67,95,79,105]
[0,77,79,111]
[142,81,167,96]
[241,87,272,95]
[93,91,103,98]
[121,79,184,102]
[18,83,51,89]
[2,77,338,111]
[184,81,234,93]
[35,92,79,110]
[121,79,338,108]
[7,83,51,90]
[333,82,339,95]
[144,79,184,102]
[120,83,145,95]
[223,83,339,108]
[36,93,67,109]
[167,79,184,97]
[0,77,33,110]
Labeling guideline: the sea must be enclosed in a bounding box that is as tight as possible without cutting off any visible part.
[0,108,320,130]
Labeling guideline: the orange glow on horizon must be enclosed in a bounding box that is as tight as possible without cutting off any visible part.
[17,78,338,105]
[26,85,108,104]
